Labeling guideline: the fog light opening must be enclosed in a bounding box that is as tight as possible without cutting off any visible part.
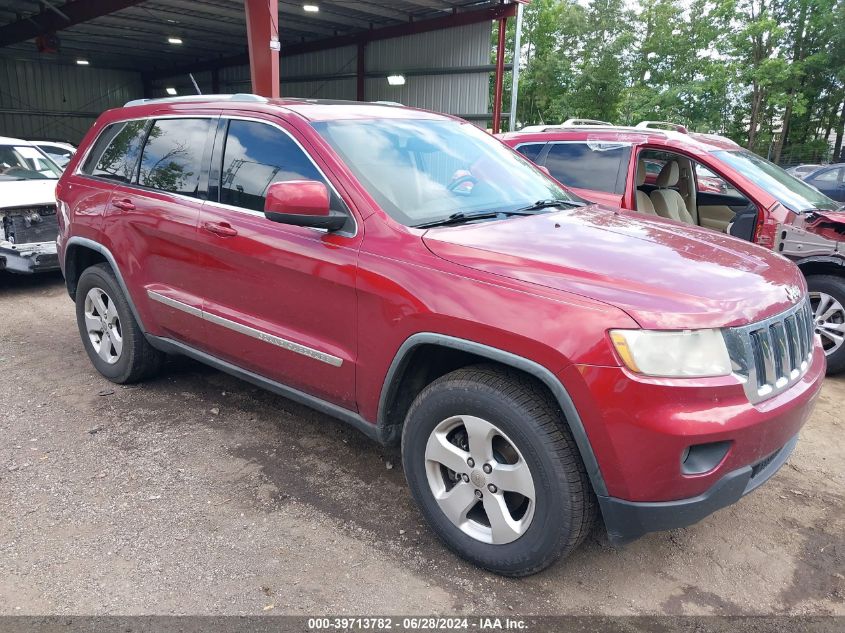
[681,441,731,475]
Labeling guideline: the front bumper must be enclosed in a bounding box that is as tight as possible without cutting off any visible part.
[599,434,797,544]
[561,341,824,543]
[0,242,59,274]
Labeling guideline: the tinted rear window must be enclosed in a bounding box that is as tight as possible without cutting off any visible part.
[138,118,211,197]
[543,142,630,194]
[83,120,148,183]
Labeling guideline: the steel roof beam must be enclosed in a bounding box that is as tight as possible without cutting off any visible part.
[144,3,517,80]
[0,0,148,48]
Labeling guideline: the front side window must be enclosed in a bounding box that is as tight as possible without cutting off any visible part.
[219,120,326,212]
[86,120,148,183]
[713,149,839,212]
[138,118,211,196]
[0,144,61,180]
[543,142,630,195]
[314,118,578,227]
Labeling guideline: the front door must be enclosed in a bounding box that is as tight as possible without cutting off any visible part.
[195,116,360,409]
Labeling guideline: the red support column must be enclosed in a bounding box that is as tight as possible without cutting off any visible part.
[491,16,507,133]
[244,0,280,98]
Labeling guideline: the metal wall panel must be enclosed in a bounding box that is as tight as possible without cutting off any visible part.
[0,57,142,143]
[166,22,492,119]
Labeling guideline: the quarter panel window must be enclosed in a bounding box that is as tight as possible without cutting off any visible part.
[515,143,545,163]
[544,142,630,194]
[84,120,148,183]
[220,120,325,212]
[138,118,211,197]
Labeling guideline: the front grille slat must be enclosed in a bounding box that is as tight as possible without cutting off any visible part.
[729,298,815,404]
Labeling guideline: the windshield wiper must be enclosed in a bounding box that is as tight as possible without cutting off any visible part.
[414,210,535,229]
[514,198,587,213]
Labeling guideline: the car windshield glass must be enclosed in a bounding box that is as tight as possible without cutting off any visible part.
[713,149,838,212]
[0,144,61,180]
[313,118,582,227]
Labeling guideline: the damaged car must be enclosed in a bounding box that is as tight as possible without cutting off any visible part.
[0,136,62,274]
[500,122,845,373]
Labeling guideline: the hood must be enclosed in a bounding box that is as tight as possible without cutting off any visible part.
[423,205,806,330]
[0,179,58,209]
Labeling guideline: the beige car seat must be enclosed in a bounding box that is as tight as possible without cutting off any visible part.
[635,159,657,216]
[650,161,695,224]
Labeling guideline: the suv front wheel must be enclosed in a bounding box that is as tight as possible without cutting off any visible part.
[75,263,163,383]
[807,275,845,374]
[401,365,596,576]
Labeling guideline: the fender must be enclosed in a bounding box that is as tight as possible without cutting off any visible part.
[64,236,148,333]
[377,332,609,497]
[795,255,845,270]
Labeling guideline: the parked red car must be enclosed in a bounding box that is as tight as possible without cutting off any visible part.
[57,97,823,576]
[500,122,845,373]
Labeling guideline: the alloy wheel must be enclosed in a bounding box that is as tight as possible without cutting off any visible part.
[424,415,535,544]
[84,287,123,365]
[810,291,845,356]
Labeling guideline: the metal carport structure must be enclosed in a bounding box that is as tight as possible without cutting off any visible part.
[0,1,526,142]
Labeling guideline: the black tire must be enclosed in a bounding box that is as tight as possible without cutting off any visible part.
[75,263,163,384]
[807,274,845,375]
[401,364,596,576]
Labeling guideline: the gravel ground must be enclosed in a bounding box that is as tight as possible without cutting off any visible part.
[0,271,843,616]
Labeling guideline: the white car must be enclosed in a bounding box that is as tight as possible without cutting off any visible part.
[32,141,76,168]
[0,136,62,274]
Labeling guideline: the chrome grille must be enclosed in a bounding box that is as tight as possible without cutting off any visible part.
[725,298,815,403]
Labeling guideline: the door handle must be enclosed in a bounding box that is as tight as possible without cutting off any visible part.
[203,221,238,237]
[111,198,135,211]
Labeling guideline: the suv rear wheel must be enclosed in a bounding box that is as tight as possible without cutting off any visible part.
[807,275,845,374]
[75,263,163,383]
[401,365,596,576]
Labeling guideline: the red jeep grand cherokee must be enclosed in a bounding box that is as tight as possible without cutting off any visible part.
[57,96,824,576]
[499,121,845,373]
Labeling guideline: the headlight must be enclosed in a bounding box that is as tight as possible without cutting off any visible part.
[609,329,732,378]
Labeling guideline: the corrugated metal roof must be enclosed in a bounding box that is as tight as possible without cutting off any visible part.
[0,1,503,73]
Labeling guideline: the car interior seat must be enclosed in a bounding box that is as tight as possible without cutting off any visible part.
[635,159,657,216]
[650,160,695,224]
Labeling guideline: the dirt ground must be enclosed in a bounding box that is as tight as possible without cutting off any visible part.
[0,271,842,617]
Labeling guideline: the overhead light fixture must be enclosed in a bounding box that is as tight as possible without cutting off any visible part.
[76,59,89,65]
[303,4,319,12]
[168,37,183,45]
[387,74,406,86]
[166,87,178,96]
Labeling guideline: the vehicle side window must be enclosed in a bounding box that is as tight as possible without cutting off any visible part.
[137,118,211,197]
[83,120,148,183]
[515,143,545,163]
[219,120,331,212]
[810,168,841,183]
[544,142,630,194]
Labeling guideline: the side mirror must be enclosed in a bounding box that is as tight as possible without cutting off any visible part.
[264,180,347,231]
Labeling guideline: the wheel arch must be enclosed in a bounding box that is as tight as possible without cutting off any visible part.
[64,237,147,333]
[377,333,608,497]
[796,256,845,280]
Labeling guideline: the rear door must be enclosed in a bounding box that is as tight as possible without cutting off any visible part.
[104,114,217,348]
[194,115,360,409]
[538,141,630,207]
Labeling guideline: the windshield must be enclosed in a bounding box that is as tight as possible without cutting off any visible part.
[313,118,581,226]
[714,150,838,212]
[0,144,62,180]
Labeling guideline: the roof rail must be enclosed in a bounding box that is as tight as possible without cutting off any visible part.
[635,120,689,134]
[561,118,612,127]
[124,93,268,107]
